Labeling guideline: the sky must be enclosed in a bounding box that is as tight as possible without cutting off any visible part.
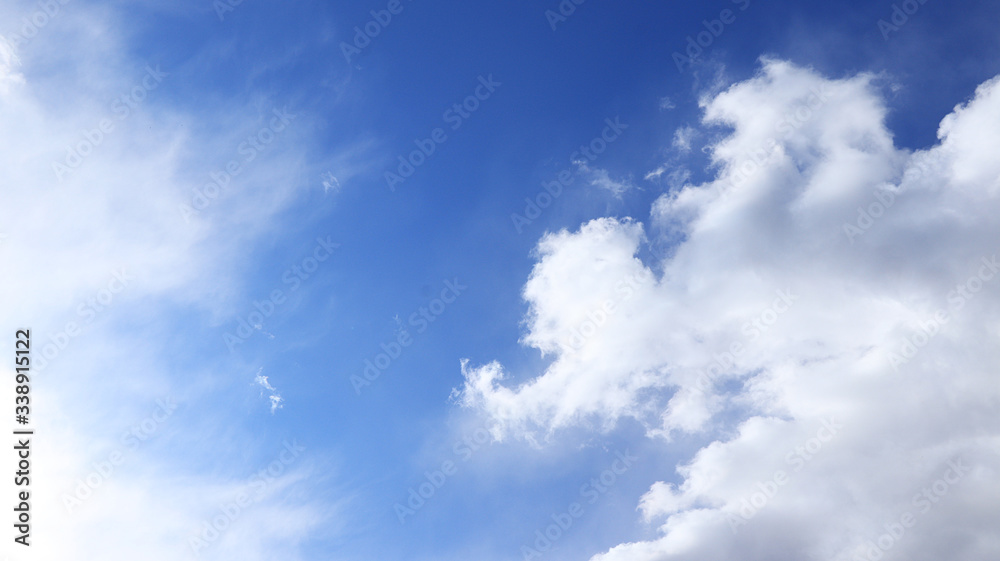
[1,0,1000,560]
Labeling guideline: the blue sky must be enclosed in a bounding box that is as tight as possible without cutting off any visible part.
[3,1,1000,560]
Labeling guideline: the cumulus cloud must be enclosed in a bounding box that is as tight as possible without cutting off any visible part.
[458,59,1000,560]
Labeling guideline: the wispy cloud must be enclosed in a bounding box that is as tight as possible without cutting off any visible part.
[671,125,696,153]
[0,4,339,558]
[575,159,633,197]
[254,369,284,414]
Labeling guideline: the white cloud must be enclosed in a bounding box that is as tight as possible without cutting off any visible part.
[644,166,691,193]
[0,37,24,93]
[321,171,341,194]
[672,125,696,153]
[458,59,1000,560]
[255,370,284,414]
[644,165,668,181]
[575,160,634,197]
[0,4,342,559]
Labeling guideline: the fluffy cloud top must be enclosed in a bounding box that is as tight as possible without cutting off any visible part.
[458,59,1000,560]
